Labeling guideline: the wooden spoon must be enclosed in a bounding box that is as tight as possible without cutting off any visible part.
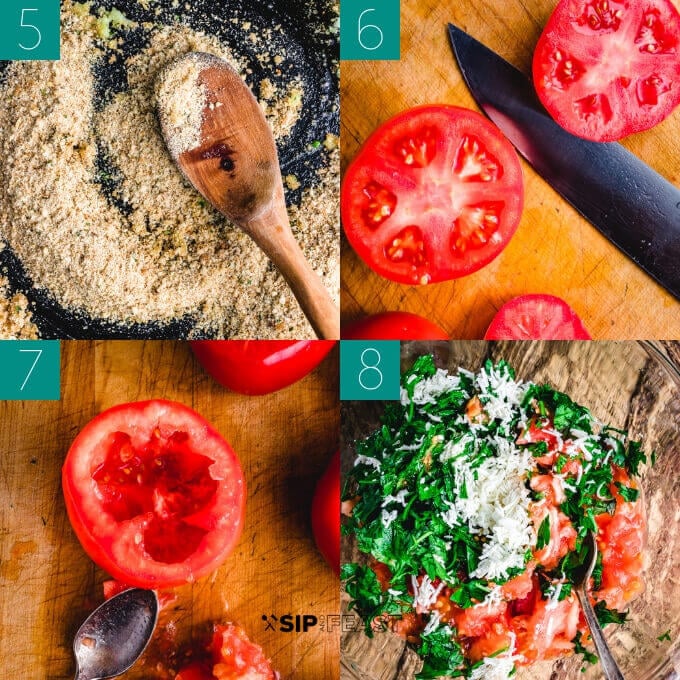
[156,52,339,339]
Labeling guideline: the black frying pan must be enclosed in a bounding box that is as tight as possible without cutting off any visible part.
[0,0,338,338]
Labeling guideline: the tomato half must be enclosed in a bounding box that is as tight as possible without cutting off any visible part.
[311,451,340,575]
[341,105,524,285]
[533,0,680,142]
[62,400,246,588]
[190,340,336,395]
[484,294,591,339]
[342,311,449,340]
[176,624,276,680]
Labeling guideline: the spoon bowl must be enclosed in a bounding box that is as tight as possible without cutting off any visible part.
[156,52,339,339]
[573,531,625,680]
[73,588,159,680]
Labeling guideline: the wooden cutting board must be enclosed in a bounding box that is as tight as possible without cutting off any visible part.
[340,341,680,679]
[0,341,339,679]
[340,0,680,339]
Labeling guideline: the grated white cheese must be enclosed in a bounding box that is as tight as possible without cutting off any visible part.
[474,365,527,431]
[381,509,398,528]
[468,634,520,680]
[402,368,466,406]
[422,610,442,636]
[354,454,381,469]
[440,434,474,463]
[382,489,409,508]
[411,574,445,612]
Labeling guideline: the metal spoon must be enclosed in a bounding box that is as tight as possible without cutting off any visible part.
[72,588,159,680]
[156,52,340,340]
[573,532,625,680]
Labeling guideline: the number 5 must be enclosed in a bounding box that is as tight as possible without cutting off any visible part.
[358,8,384,51]
[19,9,42,51]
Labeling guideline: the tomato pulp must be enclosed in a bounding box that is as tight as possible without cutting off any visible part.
[62,400,246,588]
[342,311,449,340]
[190,340,336,395]
[341,105,524,285]
[176,624,277,680]
[484,294,591,339]
[533,0,680,141]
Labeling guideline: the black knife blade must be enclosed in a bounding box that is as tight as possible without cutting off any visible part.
[448,23,680,301]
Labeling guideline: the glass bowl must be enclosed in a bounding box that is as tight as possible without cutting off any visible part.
[341,340,680,680]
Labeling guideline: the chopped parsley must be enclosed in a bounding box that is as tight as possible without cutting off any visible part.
[342,356,646,679]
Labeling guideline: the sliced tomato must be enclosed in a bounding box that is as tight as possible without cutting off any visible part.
[342,311,449,340]
[62,400,246,588]
[484,294,591,340]
[533,0,680,141]
[341,105,524,285]
[190,340,336,395]
[311,451,340,575]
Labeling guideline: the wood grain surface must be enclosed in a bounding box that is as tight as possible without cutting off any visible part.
[340,0,680,339]
[341,341,680,680]
[0,340,339,679]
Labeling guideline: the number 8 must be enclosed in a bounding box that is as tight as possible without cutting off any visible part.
[357,8,384,51]
[358,348,383,391]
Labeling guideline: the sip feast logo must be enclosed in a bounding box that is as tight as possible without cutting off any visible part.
[262,614,318,632]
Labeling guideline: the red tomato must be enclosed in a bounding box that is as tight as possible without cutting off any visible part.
[341,105,524,285]
[312,451,340,575]
[342,311,449,340]
[176,624,276,680]
[190,340,336,395]
[484,294,591,340]
[533,0,680,142]
[62,400,246,588]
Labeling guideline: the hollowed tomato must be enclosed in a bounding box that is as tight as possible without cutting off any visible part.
[341,105,524,285]
[533,0,680,141]
[190,340,336,395]
[341,311,449,340]
[62,400,246,588]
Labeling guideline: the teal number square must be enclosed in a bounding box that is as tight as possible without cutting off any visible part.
[0,0,61,61]
[341,0,400,60]
[340,340,400,401]
[0,341,60,400]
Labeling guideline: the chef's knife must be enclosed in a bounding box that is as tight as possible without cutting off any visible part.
[448,23,680,301]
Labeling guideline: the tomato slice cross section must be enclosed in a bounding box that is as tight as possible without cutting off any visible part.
[62,400,246,588]
[533,0,680,141]
[341,106,524,285]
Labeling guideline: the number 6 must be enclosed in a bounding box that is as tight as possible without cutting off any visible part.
[19,9,42,51]
[358,8,384,51]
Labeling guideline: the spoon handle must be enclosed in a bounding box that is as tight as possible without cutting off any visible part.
[577,590,625,680]
[247,201,340,339]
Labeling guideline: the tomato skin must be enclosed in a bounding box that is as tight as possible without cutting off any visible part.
[342,105,524,285]
[190,340,336,395]
[533,0,680,142]
[62,400,246,589]
[176,663,213,680]
[312,451,340,575]
[484,294,591,340]
[342,312,449,340]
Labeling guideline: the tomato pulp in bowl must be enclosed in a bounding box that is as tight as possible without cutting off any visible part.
[340,341,680,680]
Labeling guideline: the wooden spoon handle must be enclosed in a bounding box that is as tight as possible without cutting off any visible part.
[246,203,339,340]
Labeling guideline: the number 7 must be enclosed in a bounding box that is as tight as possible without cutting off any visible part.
[19,348,43,391]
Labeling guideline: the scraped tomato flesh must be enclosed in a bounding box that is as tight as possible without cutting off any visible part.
[533,0,680,141]
[341,105,524,285]
[176,624,277,680]
[62,400,246,588]
[484,294,591,339]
